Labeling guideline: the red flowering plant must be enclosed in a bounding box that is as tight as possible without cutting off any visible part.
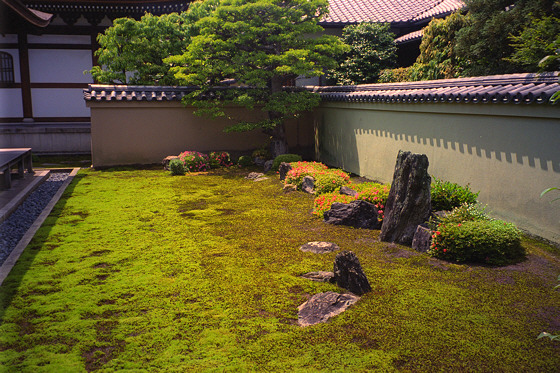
[313,193,355,218]
[209,151,233,168]
[312,182,391,222]
[354,182,390,221]
[284,162,350,194]
[178,151,211,172]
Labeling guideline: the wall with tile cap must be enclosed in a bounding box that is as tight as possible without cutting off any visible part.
[314,100,560,243]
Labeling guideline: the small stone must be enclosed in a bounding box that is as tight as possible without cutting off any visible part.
[278,162,293,181]
[162,156,179,170]
[283,184,297,192]
[297,291,360,327]
[302,176,315,194]
[333,251,372,296]
[299,241,340,254]
[412,225,432,253]
[246,172,265,180]
[300,271,335,283]
[340,186,358,197]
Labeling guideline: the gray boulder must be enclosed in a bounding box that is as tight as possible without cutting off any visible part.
[162,156,179,170]
[333,251,371,296]
[324,200,381,229]
[263,160,274,173]
[297,291,360,327]
[380,150,431,246]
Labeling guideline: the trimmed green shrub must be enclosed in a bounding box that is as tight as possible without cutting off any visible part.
[429,203,490,230]
[272,154,302,171]
[209,151,233,168]
[284,161,350,194]
[169,158,186,176]
[431,177,479,211]
[178,151,211,172]
[428,219,524,266]
[237,155,253,167]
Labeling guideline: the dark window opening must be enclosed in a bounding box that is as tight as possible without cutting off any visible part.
[0,52,15,84]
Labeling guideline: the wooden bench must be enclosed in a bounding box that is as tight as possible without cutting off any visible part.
[0,148,34,189]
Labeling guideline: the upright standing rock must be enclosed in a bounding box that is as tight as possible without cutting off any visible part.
[333,251,371,295]
[380,150,431,246]
[278,162,293,181]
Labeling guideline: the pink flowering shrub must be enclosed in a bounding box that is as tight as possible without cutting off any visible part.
[284,162,350,194]
[312,182,390,222]
[209,151,233,168]
[178,151,211,172]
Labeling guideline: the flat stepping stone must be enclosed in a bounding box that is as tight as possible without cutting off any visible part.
[300,271,335,283]
[245,172,268,182]
[299,241,340,254]
[297,291,360,327]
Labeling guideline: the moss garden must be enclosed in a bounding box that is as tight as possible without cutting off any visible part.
[1,162,560,372]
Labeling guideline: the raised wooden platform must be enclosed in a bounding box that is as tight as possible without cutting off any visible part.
[0,148,33,189]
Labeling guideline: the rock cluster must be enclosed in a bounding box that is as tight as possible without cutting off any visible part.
[324,200,381,229]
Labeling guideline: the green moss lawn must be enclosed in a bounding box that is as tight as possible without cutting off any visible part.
[1,167,560,372]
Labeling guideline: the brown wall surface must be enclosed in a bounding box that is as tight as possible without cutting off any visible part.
[87,101,314,167]
[314,102,560,243]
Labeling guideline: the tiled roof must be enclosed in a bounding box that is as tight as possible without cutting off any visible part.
[321,0,465,26]
[313,73,560,104]
[395,29,423,45]
[2,0,53,27]
[84,85,196,102]
[25,0,189,17]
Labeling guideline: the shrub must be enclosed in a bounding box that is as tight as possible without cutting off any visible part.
[428,219,524,266]
[237,155,253,167]
[313,193,355,218]
[209,151,233,168]
[272,154,302,171]
[430,203,490,230]
[178,151,211,172]
[284,162,350,194]
[169,158,186,176]
[431,177,479,211]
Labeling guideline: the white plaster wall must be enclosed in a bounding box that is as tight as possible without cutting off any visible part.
[0,89,23,117]
[28,34,91,44]
[29,49,92,83]
[31,89,90,117]
[0,49,21,83]
[0,34,18,43]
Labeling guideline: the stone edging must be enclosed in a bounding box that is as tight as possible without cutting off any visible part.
[0,168,80,286]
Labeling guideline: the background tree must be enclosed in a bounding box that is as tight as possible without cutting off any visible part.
[454,0,559,76]
[508,15,560,72]
[89,0,219,85]
[166,0,345,157]
[328,22,397,85]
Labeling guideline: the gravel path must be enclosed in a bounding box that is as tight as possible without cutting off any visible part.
[0,172,70,266]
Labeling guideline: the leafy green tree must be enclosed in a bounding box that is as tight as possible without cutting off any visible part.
[408,12,470,80]
[508,15,560,72]
[328,22,397,85]
[454,0,558,76]
[89,0,218,85]
[166,0,345,157]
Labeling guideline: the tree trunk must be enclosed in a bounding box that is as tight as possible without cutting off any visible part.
[267,76,289,158]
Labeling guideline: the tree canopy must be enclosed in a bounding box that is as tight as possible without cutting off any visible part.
[166,0,346,156]
[327,22,397,85]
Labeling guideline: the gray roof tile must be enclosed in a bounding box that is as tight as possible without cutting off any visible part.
[313,73,560,104]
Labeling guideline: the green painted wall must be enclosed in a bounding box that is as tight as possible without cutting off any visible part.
[315,102,560,243]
